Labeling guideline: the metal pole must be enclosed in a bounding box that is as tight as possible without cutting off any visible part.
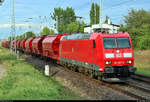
[11,0,16,55]
[99,0,103,32]
[10,35,12,54]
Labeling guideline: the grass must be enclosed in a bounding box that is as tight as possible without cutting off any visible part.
[134,50,150,77]
[0,46,81,100]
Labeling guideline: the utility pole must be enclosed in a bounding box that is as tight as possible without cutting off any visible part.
[11,0,16,55]
[99,0,103,32]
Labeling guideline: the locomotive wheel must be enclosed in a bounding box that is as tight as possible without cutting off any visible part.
[97,76,102,80]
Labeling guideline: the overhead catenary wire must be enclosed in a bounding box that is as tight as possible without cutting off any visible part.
[103,0,137,11]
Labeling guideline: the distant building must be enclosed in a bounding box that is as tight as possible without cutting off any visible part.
[84,16,120,34]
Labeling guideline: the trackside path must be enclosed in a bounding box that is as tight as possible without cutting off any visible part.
[0,64,6,79]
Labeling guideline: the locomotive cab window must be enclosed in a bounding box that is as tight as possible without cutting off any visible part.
[103,37,131,49]
[103,38,117,49]
[117,37,131,48]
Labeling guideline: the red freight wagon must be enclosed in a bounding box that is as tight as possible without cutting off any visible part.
[20,39,27,51]
[32,36,46,55]
[16,39,22,50]
[25,37,35,53]
[42,34,66,60]
[59,32,136,82]
[3,41,10,48]
[1,41,6,48]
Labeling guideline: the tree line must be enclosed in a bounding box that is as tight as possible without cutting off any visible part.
[119,9,150,50]
[51,7,86,34]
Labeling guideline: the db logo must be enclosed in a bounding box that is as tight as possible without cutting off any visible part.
[116,53,122,58]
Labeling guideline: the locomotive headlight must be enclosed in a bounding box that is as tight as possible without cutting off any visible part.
[129,60,132,64]
[126,60,132,64]
[106,61,112,65]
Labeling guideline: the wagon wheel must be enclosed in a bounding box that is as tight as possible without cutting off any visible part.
[74,66,79,72]
[90,72,94,78]
[84,69,89,76]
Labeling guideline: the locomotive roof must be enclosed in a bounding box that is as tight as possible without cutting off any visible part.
[62,33,91,40]
[61,32,130,40]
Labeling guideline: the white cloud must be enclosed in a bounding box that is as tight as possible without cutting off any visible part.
[0,24,47,29]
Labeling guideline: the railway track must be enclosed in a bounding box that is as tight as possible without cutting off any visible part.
[131,74,150,84]
[126,74,150,94]
[126,81,150,93]
[57,64,149,100]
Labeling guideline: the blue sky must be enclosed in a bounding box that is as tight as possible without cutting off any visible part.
[0,0,150,39]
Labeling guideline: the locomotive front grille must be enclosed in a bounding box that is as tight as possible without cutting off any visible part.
[104,66,129,78]
[113,66,129,77]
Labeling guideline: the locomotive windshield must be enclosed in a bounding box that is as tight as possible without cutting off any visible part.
[117,37,131,48]
[103,37,131,49]
[103,38,117,49]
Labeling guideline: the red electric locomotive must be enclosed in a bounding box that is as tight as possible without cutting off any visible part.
[59,32,136,82]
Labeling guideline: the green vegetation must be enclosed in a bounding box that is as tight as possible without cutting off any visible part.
[51,7,86,34]
[119,9,150,50]
[67,21,86,34]
[0,46,81,100]
[40,27,55,36]
[51,7,76,33]
[90,2,100,24]
[8,31,37,40]
[134,50,150,77]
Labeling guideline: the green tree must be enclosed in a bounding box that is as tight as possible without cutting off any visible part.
[119,9,150,49]
[25,31,36,38]
[79,21,86,33]
[49,29,55,34]
[90,3,100,25]
[51,7,76,33]
[67,20,86,34]
[95,3,99,24]
[67,21,79,34]
[40,27,55,36]
[90,3,95,24]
